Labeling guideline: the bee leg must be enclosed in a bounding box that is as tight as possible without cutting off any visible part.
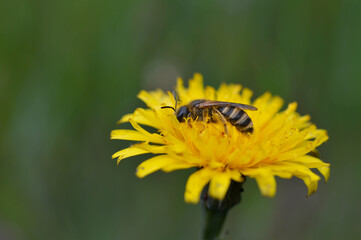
[213,108,228,135]
[186,112,192,128]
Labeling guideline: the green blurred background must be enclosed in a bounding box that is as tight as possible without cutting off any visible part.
[1,0,360,239]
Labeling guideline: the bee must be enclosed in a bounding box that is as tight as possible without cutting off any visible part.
[162,99,257,134]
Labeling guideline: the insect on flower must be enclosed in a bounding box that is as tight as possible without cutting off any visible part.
[161,99,258,135]
[111,73,330,204]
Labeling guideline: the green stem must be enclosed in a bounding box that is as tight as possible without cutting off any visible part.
[202,208,229,240]
[200,180,244,240]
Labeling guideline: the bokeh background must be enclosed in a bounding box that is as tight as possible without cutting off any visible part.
[1,0,360,239]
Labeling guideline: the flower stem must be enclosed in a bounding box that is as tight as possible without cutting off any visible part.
[202,208,229,240]
[200,180,244,240]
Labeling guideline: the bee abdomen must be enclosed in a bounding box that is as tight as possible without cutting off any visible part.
[218,107,245,123]
[238,122,253,134]
[217,106,254,133]
[218,106,233,116]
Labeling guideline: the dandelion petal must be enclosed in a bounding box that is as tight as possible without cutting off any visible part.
[185,168,214,204]
[255,175,276,197]
[112,147,149,164]
[209,172,231,200]
[136,155,178,178]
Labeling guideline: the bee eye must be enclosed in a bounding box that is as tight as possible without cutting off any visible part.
[176,106,189,122]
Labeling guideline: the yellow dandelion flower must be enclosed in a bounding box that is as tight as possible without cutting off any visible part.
[111,73,329,204]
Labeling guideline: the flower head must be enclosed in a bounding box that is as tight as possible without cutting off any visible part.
[111,73,329,204]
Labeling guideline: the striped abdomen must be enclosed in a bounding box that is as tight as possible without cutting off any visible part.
[217,106,254,133]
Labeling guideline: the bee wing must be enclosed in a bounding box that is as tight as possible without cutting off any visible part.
[197,100,258,111]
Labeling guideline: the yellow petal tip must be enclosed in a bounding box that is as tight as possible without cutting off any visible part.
[135,166,146,178]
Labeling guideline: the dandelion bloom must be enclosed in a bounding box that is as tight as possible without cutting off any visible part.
[111,74,329,203]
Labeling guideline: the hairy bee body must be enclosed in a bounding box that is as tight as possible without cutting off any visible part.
[175,99,257,134]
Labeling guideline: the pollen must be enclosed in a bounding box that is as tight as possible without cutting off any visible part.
[111,73,330,204]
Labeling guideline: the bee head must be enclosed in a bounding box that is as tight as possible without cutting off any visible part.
[160,104,189,122]
[161,91,185,121]
[175,105,189,122]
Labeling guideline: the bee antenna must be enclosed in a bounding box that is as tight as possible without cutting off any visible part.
[161,106,176,112]
[172,91,178,110]
[162,91,178,112]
